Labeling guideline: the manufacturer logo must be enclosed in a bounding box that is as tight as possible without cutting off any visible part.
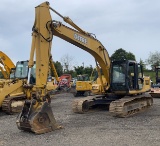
[74,33,87,44]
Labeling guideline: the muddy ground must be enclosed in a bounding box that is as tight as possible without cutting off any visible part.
[0,93,160,146]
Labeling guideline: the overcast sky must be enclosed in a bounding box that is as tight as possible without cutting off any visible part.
[0,0,159,69]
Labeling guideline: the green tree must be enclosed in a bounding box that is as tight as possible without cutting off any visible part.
[146,51,160,69]
[83,66,93,75]
[139,58,146,70]
[74,66,84,75]
[111,48,136,61]
[53,61,63,76]
[74,65,93,77]
[66,69,77,78]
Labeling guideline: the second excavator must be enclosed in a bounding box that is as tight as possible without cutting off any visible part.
[73,74,92,97]
[1,60,36,114]
[0,51,29,114]
[16,2,153,134]
[0,52,59,114]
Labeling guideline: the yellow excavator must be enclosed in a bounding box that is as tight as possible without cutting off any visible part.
[0,51,15,79]
[0,52,29,114]
[73,68,97,97]
[73,74,92,97]
[16,2,153,134]
[73,68,108,97]
[0,60,36,114]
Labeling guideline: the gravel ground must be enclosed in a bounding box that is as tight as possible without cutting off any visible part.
[0,93,160,146]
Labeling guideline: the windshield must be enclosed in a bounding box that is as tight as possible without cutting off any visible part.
[77,75,89,81]
[15,61,29,78]
[112,64,125,83]
[77,75,83,81]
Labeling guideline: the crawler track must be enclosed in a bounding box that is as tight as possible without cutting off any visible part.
[72,95,114,113]
[2,95,27,114]
[109,94,153,117]
[72,96,95,113]
[72,93,153,117]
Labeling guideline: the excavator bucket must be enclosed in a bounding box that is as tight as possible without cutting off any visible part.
[16,99,61,134]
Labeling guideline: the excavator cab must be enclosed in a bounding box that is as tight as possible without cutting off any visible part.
[110,60,144,94]
[15,61,36,81]
[14,60,36,85]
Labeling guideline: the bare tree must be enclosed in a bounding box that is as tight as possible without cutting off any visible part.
[146,51,160,69]
[60,54,77,71]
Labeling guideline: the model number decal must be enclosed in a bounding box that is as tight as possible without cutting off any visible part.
[74,34,87,44]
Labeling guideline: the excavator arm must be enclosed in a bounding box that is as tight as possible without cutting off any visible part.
[16,2,61,134]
